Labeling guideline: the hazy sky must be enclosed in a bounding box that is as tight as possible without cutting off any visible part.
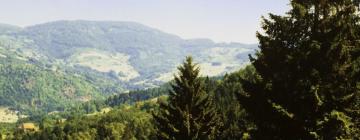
[0,0,290,44]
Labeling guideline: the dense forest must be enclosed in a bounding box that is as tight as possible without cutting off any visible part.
[0,57,104,113]
[1,0,360,139]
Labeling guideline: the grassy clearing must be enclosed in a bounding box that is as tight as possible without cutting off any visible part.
[0,107,18,123]
[71,50,140,81]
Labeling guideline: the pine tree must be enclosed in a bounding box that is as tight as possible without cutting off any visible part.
[215,66,257,139]
[237,0,360,139]
[153,56,222,140]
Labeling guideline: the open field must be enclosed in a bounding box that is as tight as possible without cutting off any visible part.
[0,107,18,123]
[71,50,140,81]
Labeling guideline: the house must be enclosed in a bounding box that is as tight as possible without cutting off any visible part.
[18,123,38,132]
[101,107,112,114]
[56,119,67,124]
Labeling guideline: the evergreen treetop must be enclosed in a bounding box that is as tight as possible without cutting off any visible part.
[153,56,221,140]
[237,0,360,139]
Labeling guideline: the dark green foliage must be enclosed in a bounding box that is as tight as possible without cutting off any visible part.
[213,66,256,139]
[0,123,16,139]
[237,0,360,139]
[0,58,104,113]
[106,83,170,107]
[153,56,222,140]
[19,104,156,140]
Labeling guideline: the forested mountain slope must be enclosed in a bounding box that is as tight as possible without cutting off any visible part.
[0,56,110,113]
[0,20,256,89]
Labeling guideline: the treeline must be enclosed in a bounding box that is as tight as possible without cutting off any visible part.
[105,83,171,107]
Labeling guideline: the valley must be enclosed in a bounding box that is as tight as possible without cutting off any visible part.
[0,20,256,89]
[1,0,359,139]
[0,20,255,119]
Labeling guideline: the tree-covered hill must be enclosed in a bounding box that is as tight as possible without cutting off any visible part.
[0,20,256,89]
[0,57,107,113]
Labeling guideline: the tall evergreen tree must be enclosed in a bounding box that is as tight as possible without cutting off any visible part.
[153,56,221,140]
[237,0,360,139]
[213,66,257,139]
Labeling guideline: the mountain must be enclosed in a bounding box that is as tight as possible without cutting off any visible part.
[0,20,256,89]
[0,23,21,34]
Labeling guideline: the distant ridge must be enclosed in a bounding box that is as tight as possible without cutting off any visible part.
[0,20,257,89]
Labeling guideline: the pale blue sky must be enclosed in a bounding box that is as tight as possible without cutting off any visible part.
[0,0,289,43]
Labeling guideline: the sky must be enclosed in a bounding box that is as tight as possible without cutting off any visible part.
[0,0,290,44]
